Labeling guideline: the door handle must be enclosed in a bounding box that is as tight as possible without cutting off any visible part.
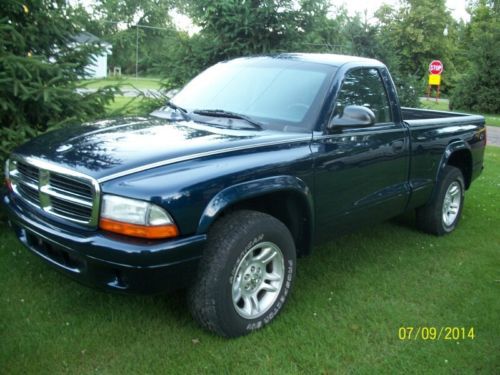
[391,140,405,152]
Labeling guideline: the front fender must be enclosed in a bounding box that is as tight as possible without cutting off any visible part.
[196,175,313,235]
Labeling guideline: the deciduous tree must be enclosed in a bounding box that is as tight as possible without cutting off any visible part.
[450,0,500,113]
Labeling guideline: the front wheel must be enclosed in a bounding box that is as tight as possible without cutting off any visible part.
[188,210,296,337]
[416,166,465,235]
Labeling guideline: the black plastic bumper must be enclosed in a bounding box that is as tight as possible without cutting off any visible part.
[2,193,206,294]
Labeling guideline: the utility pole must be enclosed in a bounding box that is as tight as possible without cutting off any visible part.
[135,25,139,78]
[101,21,172,78]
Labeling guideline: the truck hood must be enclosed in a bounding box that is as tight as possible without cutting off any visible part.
[13,116,310,181]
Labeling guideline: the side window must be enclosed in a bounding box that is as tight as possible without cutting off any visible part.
[333,68,392,124]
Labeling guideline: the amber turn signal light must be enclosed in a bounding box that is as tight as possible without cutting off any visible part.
[99,218,179,239]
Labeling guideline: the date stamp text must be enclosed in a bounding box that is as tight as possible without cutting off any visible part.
[398,326,475,341]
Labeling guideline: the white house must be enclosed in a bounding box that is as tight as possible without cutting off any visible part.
[73,32,112,79]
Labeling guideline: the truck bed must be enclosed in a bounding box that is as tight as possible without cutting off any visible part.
[402,107,483,123]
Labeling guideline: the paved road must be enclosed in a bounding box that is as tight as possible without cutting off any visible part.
[487,126,500,147]
[420,97,449,103]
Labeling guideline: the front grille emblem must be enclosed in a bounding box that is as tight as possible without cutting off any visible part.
[39,169,51,211]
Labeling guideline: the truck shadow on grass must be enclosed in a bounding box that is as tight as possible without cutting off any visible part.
[0,210,452,343]
[43,213,426,332]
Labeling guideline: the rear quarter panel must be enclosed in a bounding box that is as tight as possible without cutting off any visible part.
[405,114,486,209]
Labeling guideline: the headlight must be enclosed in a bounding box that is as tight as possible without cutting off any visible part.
[99,194,179,239]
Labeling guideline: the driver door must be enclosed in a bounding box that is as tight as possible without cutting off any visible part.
[313,68,410,241]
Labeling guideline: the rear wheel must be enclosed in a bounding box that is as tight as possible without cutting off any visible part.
[188,210,296,337]
[416,166,465,235]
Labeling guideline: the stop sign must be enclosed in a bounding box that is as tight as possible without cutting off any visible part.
[429,60,443,75]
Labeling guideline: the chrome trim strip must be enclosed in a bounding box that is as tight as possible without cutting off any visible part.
[10,169,38,184]
[98,136,312,183]
[48,207,91,224]
[41,186,93,208]
[13,187,40,207]
[13,176,39,191]
[45,185,92,202]
[9,154,101,227]
[12,155,97,181]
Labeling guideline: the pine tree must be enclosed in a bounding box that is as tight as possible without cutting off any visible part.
[0,0,117,167]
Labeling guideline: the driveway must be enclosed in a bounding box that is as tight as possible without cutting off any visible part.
[487,126,500,147]
[76,88,163,98]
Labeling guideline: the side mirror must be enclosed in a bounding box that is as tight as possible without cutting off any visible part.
[328,105,376,131]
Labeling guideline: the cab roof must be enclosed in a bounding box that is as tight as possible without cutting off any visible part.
[279,53,382,67]
[228,53,384,68]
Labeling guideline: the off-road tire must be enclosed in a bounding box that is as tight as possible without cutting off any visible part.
[188,210,296,338]
[416,166,465,235]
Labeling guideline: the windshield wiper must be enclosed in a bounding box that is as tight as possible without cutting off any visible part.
[165,101,190,121]
[193,109,263,129]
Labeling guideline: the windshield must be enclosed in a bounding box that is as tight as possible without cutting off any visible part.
[170,57,335,130]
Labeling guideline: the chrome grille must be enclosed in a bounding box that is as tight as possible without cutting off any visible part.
[49,174,93,199]
[18,183,40,205]
[8,156,100,226]
[51,196,93,222]
[17,162,39,184]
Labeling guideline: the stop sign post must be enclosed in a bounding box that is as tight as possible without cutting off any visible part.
[427,60,443,102]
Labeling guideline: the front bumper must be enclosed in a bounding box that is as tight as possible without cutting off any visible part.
[2,192,206,294]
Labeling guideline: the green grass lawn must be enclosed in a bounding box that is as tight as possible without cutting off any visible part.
[105,95,156,116]
[420,99,500,127]
[1,148,499,373]
[82,75,163,90]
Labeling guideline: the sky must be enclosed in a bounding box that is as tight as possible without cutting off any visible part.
[172,0,470,34]
[72,0,471,33]
[341,0,469,21]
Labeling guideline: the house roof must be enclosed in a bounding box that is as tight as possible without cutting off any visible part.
[72,31,110,46]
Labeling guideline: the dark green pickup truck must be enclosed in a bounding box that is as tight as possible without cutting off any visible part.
[3,54,486,337]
